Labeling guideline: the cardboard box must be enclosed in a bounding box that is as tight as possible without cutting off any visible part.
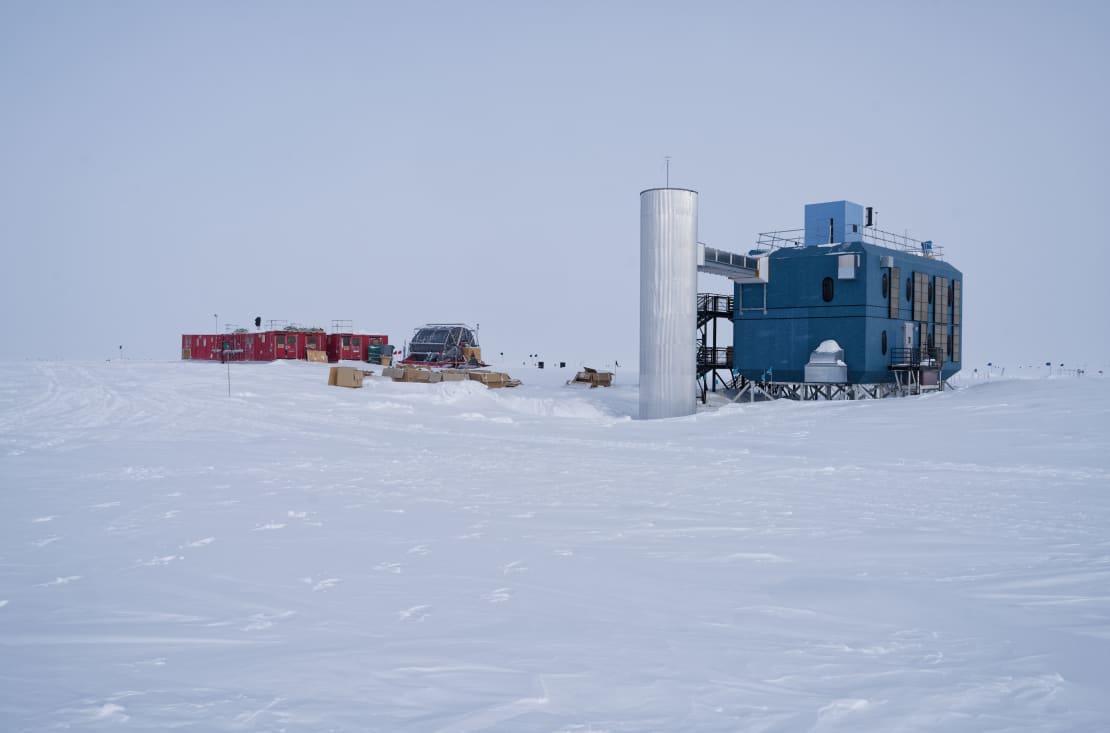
[307,349,328,363]
[568,367,613,388]
[327,366,364,388]
[467,371,521,388]
[403,368,442,383]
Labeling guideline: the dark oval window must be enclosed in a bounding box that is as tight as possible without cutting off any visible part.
[906,278,912,301]
[822,276,834,302]
[882,272,889,298]
[881,330,888,355]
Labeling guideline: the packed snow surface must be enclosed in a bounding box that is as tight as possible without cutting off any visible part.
[2,360,1109,731]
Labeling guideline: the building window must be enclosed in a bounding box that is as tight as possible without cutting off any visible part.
[949,283,955,306]
[881,330,888,355]
[882,272,889,299]
[906,278,912,301]
[928,279,934,304]
[822,277,834,302]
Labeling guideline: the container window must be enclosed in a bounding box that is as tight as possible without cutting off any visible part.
[353,337,360,346]
[882,272,889,299]
[822,277,834,302]
[913,272,930,322]
[342,336,351,347]
[881,330,888,355]
[935,324,948,362]
[933,277,945,324]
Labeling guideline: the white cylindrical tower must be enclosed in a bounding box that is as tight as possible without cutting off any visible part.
[639,188,698,419]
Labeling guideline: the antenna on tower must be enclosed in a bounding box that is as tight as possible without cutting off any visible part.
[664,156,671,188]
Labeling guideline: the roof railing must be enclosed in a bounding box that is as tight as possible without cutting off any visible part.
[755,229,806,251]
[754,227,945,259]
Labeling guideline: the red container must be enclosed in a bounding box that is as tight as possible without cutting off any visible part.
[181,333,257,361]
[181,329,376,362]
[269,330,325,360]
[181,334,224,360]
[326,333,388,362]
[247,332,275,361]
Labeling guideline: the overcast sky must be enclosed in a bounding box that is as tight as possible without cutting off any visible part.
[2,1,1107,368]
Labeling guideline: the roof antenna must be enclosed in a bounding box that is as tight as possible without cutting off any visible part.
[664,155,671,188]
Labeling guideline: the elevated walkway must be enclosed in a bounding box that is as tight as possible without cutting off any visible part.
[698,245,761,279]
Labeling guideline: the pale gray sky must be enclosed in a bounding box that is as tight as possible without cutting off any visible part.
[2,1,1107,368]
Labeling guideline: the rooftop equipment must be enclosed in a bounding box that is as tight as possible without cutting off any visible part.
[803,340,848,383]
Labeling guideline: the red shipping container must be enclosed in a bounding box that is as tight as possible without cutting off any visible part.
[182,329,379,362]
[326,333,388,362]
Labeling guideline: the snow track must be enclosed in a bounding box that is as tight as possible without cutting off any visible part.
[1,361,1108,731]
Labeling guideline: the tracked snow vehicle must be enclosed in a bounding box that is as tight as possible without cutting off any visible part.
[400,324,485,368]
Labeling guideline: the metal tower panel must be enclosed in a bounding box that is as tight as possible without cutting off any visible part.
[639,188,698,419]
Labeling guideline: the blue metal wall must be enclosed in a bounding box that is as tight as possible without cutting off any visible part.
[803,201,865,246]
[734,241,962,384]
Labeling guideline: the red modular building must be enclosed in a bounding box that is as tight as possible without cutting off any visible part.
[325,333,388,362]
[182,330,386,362]
[181,330,334,362]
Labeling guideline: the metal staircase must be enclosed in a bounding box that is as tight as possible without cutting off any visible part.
[697,293,739,402]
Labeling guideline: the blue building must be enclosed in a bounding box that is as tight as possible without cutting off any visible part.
[733,201,962,385]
